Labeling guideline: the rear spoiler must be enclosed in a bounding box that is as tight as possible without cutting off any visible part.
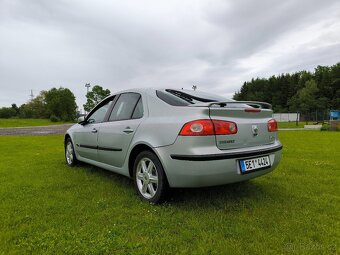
[190,101,272,109]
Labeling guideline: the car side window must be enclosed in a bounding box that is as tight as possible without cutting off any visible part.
[87,99,113,123]
[132,98,143,119]
[109,93,141,121]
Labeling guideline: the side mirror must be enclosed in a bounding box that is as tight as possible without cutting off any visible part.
[78,116,85,124]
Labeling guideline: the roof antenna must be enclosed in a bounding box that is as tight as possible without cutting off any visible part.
[192,85,197,91]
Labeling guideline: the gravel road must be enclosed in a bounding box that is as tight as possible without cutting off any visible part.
[0,124,73,136]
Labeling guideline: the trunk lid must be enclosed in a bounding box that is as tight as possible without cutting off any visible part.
[209,106,275,150]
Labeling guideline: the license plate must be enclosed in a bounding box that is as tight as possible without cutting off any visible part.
[239,155,271,174]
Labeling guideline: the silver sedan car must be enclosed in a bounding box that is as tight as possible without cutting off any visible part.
[65,88,282,203]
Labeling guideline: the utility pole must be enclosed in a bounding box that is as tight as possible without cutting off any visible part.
[29,90,34,101]
[85,83,91,94]
[84,83,91,115]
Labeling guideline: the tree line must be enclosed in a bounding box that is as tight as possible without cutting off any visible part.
[0,85,111,121]
[233,62,340,114]
[0,87,78,121]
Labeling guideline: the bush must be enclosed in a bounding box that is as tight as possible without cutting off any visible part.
[61,113,71,122]
[320,123,329,131]
[0,107,17,118]
[50,114,60,122]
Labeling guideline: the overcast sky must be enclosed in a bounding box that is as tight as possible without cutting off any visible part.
[1,0,340,110]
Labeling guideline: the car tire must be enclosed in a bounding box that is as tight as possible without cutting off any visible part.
[65,138,78,167]
[133,150,169,204]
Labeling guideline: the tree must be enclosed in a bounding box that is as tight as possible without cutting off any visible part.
[18,92,48,118]
[0,107,17,118]
[11,104,19,115]
[83,85,111,112]
[233,62,340,113]
[293,80,319,114]
[44,87,77,121]
[18,104,34,118]
[18,87,77,121]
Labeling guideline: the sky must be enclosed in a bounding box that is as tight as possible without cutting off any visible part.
[1,0,340,111]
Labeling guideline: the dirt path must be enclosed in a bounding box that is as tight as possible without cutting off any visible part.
[0,124,73,136]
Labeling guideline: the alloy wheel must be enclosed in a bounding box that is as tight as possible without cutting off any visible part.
[66,141,74,165]
[136,157,159,199]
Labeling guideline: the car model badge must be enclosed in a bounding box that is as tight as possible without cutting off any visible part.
[252,125,258,136]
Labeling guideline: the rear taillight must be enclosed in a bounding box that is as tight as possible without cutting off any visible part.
[212,120,238,135]
[179,120,214,136]
[267,119,278,132]
[179,119,237,136]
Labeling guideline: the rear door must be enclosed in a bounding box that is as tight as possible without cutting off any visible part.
[97,93,144,167]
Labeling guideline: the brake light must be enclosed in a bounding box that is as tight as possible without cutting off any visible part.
[245,108,261,113]
[267,119,278,132]
[179,119,237,136]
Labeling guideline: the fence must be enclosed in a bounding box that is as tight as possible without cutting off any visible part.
[299,110,330,123]
[273,113,299,122]
[274,110,332,123]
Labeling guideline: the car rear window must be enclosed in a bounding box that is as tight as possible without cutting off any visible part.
[157,89,223,106]
[156,90,190,106]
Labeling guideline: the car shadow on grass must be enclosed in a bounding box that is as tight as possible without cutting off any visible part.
[76,162,133,187]
[168,181,277,209]
[76,162,280,209]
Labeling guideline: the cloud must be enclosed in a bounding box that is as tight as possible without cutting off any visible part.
[0,0,339,109]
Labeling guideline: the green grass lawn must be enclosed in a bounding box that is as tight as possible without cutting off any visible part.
[0,132,339,254]
[278,121,305,129]
[0,119,72,128]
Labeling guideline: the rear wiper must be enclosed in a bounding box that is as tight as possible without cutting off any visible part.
[166,89,194,104]
[166,89,217,103]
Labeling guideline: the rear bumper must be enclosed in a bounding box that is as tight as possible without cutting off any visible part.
[154,141,283,188]
[170,144,282,161]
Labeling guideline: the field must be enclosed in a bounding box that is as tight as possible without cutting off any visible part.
[0,119,72,128]
[277,121,305,129]
[0,132,339,254]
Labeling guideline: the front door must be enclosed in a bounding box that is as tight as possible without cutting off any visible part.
[74,122,99,161]
[73,97,114,162]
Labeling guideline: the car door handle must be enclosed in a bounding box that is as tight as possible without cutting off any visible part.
[91,128,98,133]
[123,127,134,134]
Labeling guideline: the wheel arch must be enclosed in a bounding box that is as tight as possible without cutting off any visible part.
[64,133,71,147]
[128,143,164,178]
